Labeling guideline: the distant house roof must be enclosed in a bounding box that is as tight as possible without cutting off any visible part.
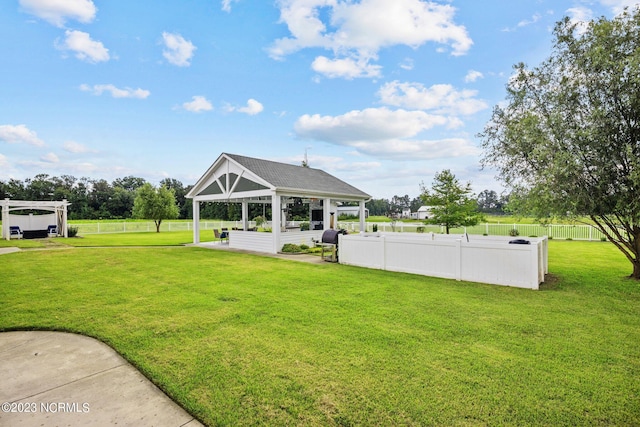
[187,153,371,201]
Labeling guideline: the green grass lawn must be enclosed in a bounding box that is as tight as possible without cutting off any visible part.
[0,230,213,248]
[1,240,639,426]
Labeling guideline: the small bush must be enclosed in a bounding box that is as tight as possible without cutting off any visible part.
[509,228,520,237]
[67,226,79,237]
[299,244,309,250]
[300,222,310,231]
[281,243,302,253]
[372,224,378,232]
[253,216,267,227]
[600,237,607,242]
[416,226,425,233]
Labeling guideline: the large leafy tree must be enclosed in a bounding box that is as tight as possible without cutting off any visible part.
[479,7,640,278]
[132,183,179,232]
[420,170,483,234]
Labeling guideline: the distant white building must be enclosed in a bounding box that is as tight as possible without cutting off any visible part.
[416,206,433,220]
[401,208,411,218]
[337,205,369,218]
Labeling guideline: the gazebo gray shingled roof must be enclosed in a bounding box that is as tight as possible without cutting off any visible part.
[225,153,370,199]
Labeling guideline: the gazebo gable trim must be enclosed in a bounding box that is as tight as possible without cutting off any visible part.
[187,154,273,199]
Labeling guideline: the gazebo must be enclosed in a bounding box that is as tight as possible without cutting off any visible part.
[1,199,71,240]
[186,153,371,254]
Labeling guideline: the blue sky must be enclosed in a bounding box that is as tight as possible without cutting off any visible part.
[1,0,636,199]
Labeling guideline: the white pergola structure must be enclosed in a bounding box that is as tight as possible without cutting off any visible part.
[1,199,71,240]
[186,153,371,254]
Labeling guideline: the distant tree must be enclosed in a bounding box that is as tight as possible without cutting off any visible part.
[410,196,422,214]
[106,186,135,218]
[420,170,484,234]
[132,183,179,232]
[112,176,146,192]
[89,179,113,219]
[0,180,7,199]
[477,189,506,214]
[366,198,390,216]
[24,174,55,200]
[479,8,640,278]
[4,179,25,199]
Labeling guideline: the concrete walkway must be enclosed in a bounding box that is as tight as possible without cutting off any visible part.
[0,247,20,255]
[0,331,203,426]
[191,241,327,264]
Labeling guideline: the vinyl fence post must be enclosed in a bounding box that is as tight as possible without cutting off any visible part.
[455,239,462,281]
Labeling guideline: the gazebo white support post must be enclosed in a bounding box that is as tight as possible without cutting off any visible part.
[359,200,366,233]
[192,200,200,244]
[272,193,281,254]
[323,198,331,230]
[242,201,249,230]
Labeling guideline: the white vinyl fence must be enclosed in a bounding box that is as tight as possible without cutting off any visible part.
[339,233,547,290]
[68,220,609,241]
[338,221,609,241]
[71,220,256,234]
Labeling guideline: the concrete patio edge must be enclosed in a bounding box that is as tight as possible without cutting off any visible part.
[0,331,203,427]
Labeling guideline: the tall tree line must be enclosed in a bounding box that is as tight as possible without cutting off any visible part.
[366,190,507,217]
[0,174,255,221]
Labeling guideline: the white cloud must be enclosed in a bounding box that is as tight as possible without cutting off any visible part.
[19,0,96,27]
[40,152,59,163]
[0,124,45,147]
[221,0,240,12]
[237,99,264,115]
[293,107,479,160]
[464,70,484,83]
[518,13,542,28]
[399,58,414,71]
[600,0,639,15]
[57,30,110,63]
[80,84,150,99]
[377,81,488,115]
[182,96,213,112]
[268,0,472,79]
[162,32,196,67]
[0,154,9,169]
[296,108,449,142]
[63,140,93,153]
[312,55,382,79]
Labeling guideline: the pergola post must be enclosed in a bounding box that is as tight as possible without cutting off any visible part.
[359,200,366,233]
[272,193,281,254]
[192,200,200,244]
[62,199,68,238]
[323,197,331,230]
[242,201,249,230]
[2,198,9,240]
